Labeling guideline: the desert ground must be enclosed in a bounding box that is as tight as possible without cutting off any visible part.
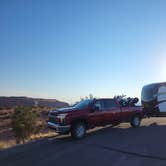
[0,107,52,148]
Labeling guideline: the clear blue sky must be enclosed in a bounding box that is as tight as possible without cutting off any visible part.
[0,0,166,103]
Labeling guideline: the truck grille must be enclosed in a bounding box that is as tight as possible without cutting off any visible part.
[49,116,56,123]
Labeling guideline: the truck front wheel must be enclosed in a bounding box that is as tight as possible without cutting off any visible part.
[130,115,141,128]
[71,122,86,139]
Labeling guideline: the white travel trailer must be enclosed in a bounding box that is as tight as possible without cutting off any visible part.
[141,82,166,116]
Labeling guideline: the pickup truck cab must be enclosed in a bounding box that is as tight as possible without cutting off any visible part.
[48,98,143,139]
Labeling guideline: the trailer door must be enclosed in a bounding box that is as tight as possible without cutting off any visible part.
[157,86,166,116]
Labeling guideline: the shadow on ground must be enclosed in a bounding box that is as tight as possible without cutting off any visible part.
[53,122,161,142]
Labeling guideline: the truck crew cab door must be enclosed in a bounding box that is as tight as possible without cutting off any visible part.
[101,99,122,125]
[88,100,105,126]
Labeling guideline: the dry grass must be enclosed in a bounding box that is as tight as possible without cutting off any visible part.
[30,131,57,140]
[0,140,15,149]
[0,131,57,149]
[0,109,14,116]
[0,141,7,149]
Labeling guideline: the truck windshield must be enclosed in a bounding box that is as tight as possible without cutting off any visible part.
[74,99,93,109]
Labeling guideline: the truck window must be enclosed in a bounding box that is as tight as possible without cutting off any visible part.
[102,99,117,110]
[94,100,102,111]
[74,99,93,109]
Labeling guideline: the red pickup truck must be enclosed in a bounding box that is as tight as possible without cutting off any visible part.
[48,98,143,139]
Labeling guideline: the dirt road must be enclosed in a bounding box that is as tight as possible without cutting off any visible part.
[1,118,166,166]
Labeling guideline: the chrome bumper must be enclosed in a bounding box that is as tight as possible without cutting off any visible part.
[47,122,70,133]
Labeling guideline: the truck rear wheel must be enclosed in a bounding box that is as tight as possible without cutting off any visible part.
[71,122,86,139]
[130,115,141,128]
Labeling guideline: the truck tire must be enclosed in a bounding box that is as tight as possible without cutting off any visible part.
[130,115,141,128]
[71,122,86,139]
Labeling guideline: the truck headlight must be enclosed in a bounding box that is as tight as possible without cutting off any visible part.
[57,113,68,123]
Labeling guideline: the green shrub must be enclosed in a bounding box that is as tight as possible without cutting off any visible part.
[12,107,39,143]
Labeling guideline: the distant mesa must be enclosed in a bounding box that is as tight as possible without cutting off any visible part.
[0,96,69,109]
